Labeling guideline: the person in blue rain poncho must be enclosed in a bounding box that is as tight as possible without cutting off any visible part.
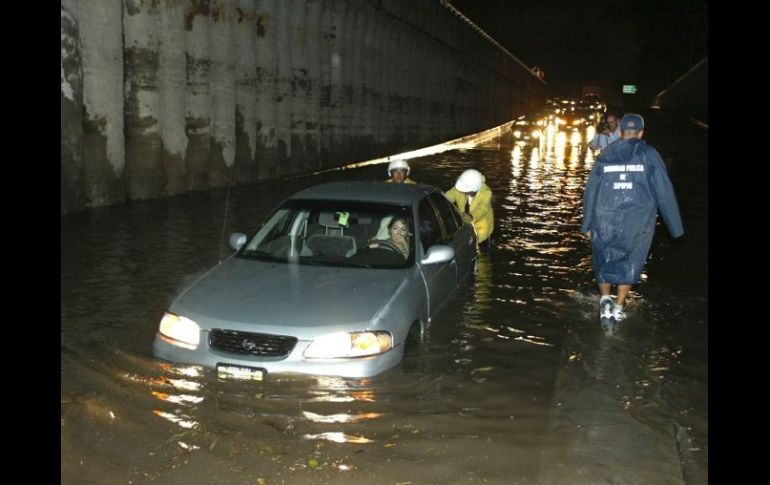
[581,114,684,323]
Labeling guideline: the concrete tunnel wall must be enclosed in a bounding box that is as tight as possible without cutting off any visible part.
[61,0,546,214]
[652,57,707,126]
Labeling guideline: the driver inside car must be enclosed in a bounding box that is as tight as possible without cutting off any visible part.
[369,216,410,258]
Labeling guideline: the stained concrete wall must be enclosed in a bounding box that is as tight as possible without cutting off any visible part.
[62,0,126,212]
[61,0,546,213]
[61,0,85,214]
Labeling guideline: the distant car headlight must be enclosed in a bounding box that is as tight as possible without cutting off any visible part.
[304,331,393,359]
[158,312,200,349]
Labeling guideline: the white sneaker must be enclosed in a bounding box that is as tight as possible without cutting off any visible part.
[599,296,614,320]
[613,305,627,321]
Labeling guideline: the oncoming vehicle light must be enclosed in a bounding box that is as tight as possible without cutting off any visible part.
[304,331,393,359]
[158,312,200,349]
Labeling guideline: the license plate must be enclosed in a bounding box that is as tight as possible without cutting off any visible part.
[216,364,265,381]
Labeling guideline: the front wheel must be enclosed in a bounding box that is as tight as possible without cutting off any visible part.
[403,322,423,356]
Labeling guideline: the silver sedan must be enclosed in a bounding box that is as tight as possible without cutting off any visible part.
[153,181,477,378]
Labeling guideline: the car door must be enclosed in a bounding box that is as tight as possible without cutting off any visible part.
[417,196,456,321]
[428,192,475,283]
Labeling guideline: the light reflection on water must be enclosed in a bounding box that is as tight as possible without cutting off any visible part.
[302,432,375,444]
[301,411,383,423]
[152,410,199,430]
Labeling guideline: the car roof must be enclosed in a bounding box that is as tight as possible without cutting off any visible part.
[288,181,441,205]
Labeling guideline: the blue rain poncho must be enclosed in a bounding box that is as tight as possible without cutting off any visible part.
[581,138,684,284]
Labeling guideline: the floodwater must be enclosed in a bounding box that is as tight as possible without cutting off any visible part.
[61,108,707,484]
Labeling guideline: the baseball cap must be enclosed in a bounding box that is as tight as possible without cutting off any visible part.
[620,113,644,130]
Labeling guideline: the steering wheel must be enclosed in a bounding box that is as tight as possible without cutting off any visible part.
[373,239,404,255]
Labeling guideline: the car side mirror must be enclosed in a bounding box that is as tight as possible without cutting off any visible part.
[421,244,454,265]
[229,232,247,251]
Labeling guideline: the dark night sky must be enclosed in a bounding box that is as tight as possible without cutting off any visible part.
[449,0,708,102]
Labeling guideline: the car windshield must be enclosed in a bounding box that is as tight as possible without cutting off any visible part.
[237,199,414,269]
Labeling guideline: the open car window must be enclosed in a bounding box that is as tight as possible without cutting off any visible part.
[238,199,414,269]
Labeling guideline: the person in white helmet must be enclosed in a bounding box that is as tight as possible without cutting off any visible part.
[386,159,416,184]
[445,169,494,250]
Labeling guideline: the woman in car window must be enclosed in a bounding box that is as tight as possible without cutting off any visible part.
[370,217,410,258]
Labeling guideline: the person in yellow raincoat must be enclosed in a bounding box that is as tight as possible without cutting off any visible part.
[445,169,494,250]
[385,159,416,184]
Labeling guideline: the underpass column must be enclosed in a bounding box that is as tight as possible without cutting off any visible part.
[79,0,125,207]
[208,0,236,187]
[124,0,164,199]
[158,0,188,195]
[234,0,258,183]
[254,0,279,180]
[61,0,86,213]
[183,0,211,190]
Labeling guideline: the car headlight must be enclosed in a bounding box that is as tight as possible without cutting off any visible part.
[304,331,393,359]
[158,312,200,349]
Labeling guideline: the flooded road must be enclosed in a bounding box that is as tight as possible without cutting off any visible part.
[61,108,707,484]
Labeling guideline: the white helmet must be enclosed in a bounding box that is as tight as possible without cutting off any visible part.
[387,159,410,176]
[455,169,483,193]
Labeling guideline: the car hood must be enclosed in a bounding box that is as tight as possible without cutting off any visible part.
[172,257,409,336]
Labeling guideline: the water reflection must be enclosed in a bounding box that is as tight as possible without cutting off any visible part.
[158,376,202,393]
[142,359,389,447]
[514,335,555,347]
[152,409,199,430]
[471,255,492,314]
[569,146,580,167]
[585,146,595,168]
[301,432,374,444]
[306,376,378,403]
[511,145,522,178]
[301,411,383,423]
[151,391,204,405]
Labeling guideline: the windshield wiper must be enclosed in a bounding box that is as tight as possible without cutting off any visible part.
[239,249,283,262]
[295,258,371,268]
[327,261,371,268]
